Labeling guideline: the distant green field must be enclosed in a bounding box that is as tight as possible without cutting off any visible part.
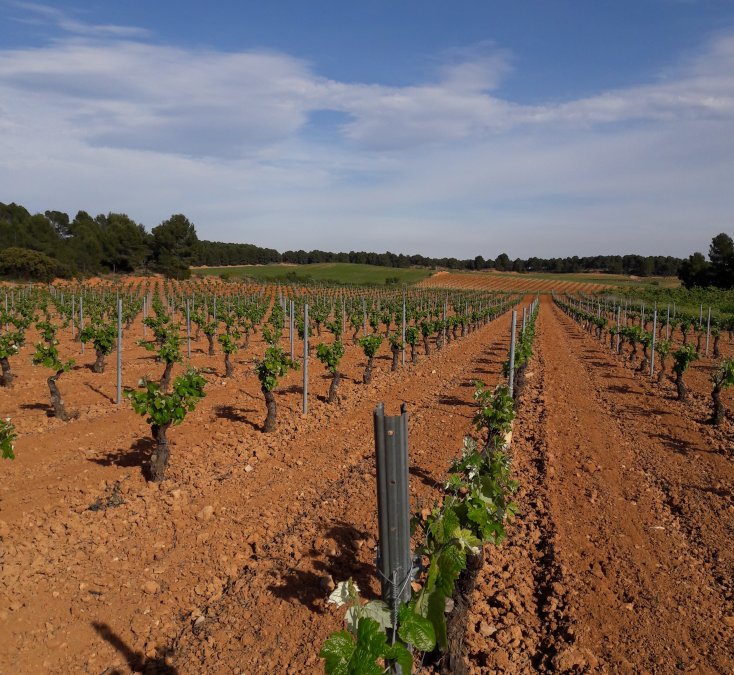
[453,270,680,289]
[193,263,433,285]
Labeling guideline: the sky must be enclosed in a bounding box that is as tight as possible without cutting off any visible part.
[1,1,734,260]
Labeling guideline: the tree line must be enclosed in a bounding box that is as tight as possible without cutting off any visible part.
[0,200,692,282]
[679,233,734,290]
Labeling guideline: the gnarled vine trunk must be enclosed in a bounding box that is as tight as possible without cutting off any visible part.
[328,371,340,403]
[435,333,442,350]
[352,328,360,346]
[207,334,215,356]
[262,387,277,432]
[242,330,250,350]
[696,333,703,354]
[195,326,201,342]
[423,335,431,356]
[93,349,106,374]
[391,345,400,372]
[224,353,234,378]
[150,421,172,482]
[714,336,721,358]
[410,343,417,363]
[1,357,13,388]
[452,326,458,341]
[160,361,174,394]
[513,364,528,404]
[47,370,71,421]
[676,372,687,401]
[443,546,485,675]
[712,387,725,425]
[362,356,374,384]
[657,357,666,383]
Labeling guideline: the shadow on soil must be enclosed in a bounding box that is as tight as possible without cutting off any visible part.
[269,522,377,610]
[213,405,259,430]
[90,437,154,469]
[83,381,116,404]
[20,403,54,416]
[409,465,442,489]
[437,394,471,408]
[92,621,178,674]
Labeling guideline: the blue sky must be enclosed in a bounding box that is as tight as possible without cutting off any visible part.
[1,1,734,259]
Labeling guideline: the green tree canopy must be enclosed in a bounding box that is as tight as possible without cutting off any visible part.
[151,214,200,278]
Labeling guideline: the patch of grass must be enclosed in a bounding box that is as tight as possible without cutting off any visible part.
[193,263,433,286]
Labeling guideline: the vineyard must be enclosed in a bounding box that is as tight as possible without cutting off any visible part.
[418,272,619,295]
[0,276,732,675]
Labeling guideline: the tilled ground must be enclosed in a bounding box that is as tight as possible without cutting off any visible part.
[2,295,733,675]
[0,298,518,674]
[463,298,733,675]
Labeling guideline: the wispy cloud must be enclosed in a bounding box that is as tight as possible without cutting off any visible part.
[0,9,733,257]
[6,2,150,38]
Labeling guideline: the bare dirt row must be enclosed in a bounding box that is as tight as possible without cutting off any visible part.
[0,299,519,674]
[466,297,733,675]
[2,294,733,675]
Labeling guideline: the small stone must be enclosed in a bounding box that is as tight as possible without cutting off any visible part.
[319,575,335,592]
[245,465,253,473]
[325,548,338,558]
[351,540,364,550]
[9,601,22,611]
[142,581,160,595]
[444,597,455,613]
[365,538,376,549]
[194,615,205,628]
[479,622,496,637]
[196,506,214,522]
[197,532,210,545]
[171,489,181,500]
[622,602,634,611]
[723,616,734,627]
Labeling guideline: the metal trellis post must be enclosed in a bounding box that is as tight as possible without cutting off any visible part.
[116,299,122,405]
[303,303,309,416]
[508,311,517,396]
[373,401,413,661]
[650,311,657,377]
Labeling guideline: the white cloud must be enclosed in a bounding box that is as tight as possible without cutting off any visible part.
[0,15,733,258]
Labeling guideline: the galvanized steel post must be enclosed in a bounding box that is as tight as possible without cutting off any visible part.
[650,311,657,377]
[116,299,122,405]
[80,297,85,355]
[186,299,191,359]
[373,402,412,646]
[508,311,517,396]
[705,307,711,356]
[401,294,406,367]
[303,304,309,416]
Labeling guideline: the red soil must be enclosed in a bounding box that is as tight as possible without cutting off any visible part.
[1,295,732,675]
